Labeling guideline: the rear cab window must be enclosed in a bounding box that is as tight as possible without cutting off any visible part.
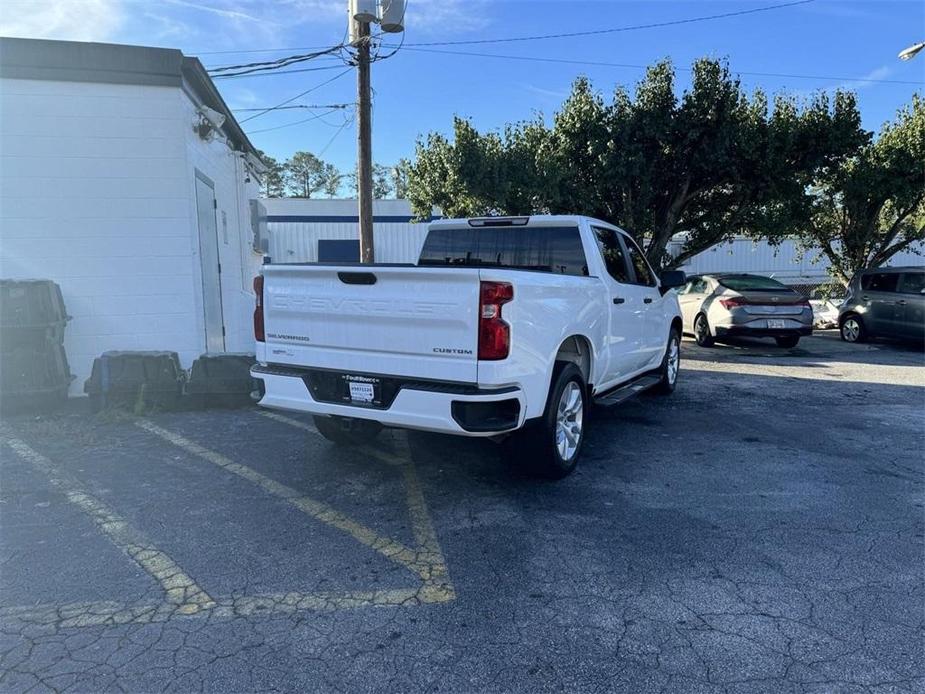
[419,225,588,276]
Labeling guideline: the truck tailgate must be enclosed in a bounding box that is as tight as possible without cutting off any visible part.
[262,265,479,382]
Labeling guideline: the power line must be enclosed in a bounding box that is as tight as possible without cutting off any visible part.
[212,63,349,80]
[208,45,344,74]
[193,0,813,57]
[401,0,815,47]
[233,103,352,113]
[238,67,354,124]
[386,46,925,86]
[245,109,344,135]
[318,117,354,158]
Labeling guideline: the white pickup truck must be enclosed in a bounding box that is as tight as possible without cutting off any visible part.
[252,216,686,478]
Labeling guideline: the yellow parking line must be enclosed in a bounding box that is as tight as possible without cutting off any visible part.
[136,420,432,581]
[255,410,455,603]
[0,585,441,628]
[1,436,215,615]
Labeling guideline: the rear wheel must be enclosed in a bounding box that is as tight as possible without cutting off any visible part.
[654,328,681,395]
[775,336,800,348]
[504,362,586,479]
[840,314,867,343]
[313,415,382,445]
[694,313,715,347]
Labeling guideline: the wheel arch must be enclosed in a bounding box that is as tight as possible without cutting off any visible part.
[553,335,593,387]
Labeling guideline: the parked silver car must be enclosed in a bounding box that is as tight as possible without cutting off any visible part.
[839,266,925,343]
[677,273,813,348]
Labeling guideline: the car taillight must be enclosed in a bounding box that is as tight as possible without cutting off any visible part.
[797,299,811,309]
[253,275,265,342]
[478,281,513,360]
[719,297,748,309]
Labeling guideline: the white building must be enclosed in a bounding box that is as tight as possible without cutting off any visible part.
[0,38,265,394]
[262,198,438,264]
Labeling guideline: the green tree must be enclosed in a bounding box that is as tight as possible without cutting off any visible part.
[407,58,867,268]
[392,159,412,199]
[320,163,343,198]
[256,150,285,198]
[285,151,326,198]
[790,95,925,285]
[349,163,394,198]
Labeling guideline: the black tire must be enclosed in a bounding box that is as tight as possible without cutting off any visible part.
[503,362,586,480]
[840,314,867,343]
[654,328,681,395]
[775,336,800,348]
[313,415,382,445]
[694,313,715,347]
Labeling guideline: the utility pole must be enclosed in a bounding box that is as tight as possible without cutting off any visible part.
[349,0,403,263]
[355,20,374,264]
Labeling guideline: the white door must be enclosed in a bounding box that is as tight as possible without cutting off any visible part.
[589,226,646,384]
[194,172,225,352]
[620,234,664,370]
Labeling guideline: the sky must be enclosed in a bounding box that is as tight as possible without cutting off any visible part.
[2,0,923,185]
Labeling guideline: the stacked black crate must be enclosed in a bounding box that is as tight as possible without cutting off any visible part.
[0,280,74,413]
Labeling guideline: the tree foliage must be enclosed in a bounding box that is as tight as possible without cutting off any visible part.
[284,151,327,198]
[791,95,925,285]
[256,150,285,198]
[406,58,868,269]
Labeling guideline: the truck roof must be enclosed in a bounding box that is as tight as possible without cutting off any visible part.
[429,215,623,231]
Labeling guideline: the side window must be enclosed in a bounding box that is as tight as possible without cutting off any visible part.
[898,272,925,295]
[622,235,657,287]
[692,278,709,294]
[862,273,899,293]
[591,227,631,284]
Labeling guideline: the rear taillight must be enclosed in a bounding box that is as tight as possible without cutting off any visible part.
[253,275,265,342]
[478,281,513,360]
[719,297,748,309]
[797,299,811,310]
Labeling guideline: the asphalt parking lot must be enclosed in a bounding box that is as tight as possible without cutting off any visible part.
[1,332,922,693]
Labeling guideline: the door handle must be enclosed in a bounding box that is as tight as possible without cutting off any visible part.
[613,297,625,305]
[861,295,870,301]
[896,300,907,306]
[643,297,653,304]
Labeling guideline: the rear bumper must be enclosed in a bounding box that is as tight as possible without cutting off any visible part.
[251,364,525,436]
[715,325,813,338]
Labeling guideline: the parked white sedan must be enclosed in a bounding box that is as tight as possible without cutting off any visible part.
[809,299,842,329]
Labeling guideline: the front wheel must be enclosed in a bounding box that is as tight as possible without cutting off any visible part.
[774,336,800,348]
[653,328,681,394]
[313,415,382,445]
[840,315,867,343]
[504,362,586,479]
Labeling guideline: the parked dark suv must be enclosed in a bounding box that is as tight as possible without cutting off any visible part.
[839,266,925,343]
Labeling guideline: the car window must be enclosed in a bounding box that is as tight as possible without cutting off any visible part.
[621,235,657,287]
[691,278,709,294]
[898,272,925,295]
[591,227,631,284]
[419,225,588,276]
[861,273,900,293]
[717,275,790,292]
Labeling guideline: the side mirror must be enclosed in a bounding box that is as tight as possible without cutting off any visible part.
[660,270,687,289]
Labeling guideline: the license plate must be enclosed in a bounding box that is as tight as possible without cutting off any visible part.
[348,381,375,403]
[767,319,786,329]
